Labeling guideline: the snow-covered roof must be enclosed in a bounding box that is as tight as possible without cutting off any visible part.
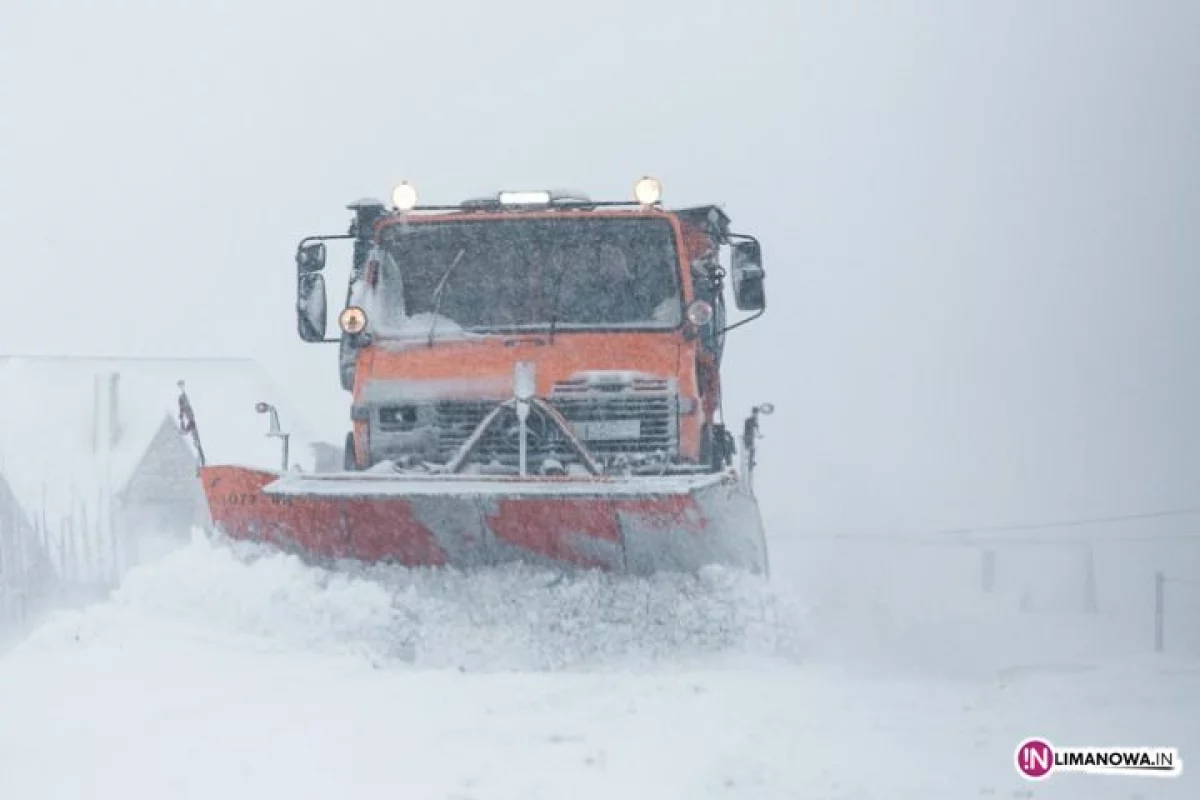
[0,356,322,524]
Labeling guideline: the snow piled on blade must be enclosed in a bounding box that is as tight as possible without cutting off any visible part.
[14,531,808,671]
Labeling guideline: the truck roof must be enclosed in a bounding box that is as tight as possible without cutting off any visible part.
[348,197,733,243]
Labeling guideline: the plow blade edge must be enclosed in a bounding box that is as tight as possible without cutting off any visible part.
[199,466,768,575]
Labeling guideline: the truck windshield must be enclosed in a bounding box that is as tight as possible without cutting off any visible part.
[371,216,683,335]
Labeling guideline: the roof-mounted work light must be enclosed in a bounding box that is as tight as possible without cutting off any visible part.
[391,181,418,211]
[498,190,552,206]
[634,176,662,206]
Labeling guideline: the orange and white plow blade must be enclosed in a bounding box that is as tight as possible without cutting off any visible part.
[199,466,769,575]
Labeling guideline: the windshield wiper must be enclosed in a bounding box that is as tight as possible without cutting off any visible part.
[426,248,466,348]
[545,258,574,345]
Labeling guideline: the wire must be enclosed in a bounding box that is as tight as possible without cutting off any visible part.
[930,506,1200,536]
[793,532,1200,545]
[790,505,1200,544]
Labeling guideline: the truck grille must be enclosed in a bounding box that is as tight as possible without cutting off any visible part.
[374,379,678,466]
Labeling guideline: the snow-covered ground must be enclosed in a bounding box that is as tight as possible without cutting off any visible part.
[1,531,1197,799]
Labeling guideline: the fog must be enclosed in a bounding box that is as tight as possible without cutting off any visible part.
[2,3,1199,623]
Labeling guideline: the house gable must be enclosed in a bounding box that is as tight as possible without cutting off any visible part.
[116,417,205,507]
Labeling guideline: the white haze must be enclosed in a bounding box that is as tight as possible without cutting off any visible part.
[2,2,1197,539]
[1,3,1199,793]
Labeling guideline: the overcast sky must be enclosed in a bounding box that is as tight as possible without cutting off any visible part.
[0,1,1196,538]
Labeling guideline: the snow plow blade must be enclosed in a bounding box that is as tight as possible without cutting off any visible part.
[199,466,769,575]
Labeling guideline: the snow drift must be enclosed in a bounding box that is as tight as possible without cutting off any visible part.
[12,530,809,672]
[4,529,1198,800]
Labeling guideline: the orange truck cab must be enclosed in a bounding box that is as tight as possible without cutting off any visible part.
[293,178,767,479]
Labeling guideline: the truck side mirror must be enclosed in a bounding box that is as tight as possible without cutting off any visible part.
[297,242,326,273]
[731,239,765,312]
[297,272,328,342]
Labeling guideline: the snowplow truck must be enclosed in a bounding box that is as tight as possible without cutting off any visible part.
[196,177,773,574]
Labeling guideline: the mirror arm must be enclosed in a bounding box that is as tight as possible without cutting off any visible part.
[298,232,357,249]
[296,232,358,272]
[717,307,764,336]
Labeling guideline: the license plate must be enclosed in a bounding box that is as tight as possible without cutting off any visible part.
[570,419,641,441]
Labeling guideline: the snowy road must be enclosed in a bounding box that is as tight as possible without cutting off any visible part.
[1,535,1197,799]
